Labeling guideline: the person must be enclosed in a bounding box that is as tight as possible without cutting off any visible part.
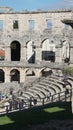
[9,100,13,111]
[34,98,37,105]
[18,100,24,110]
[47,91,51,101]
[4,102,10,113]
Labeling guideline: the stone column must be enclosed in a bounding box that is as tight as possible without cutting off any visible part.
[20,68,25,83]
[35,69,41,77]
[70,47,73,63]
[5,46,11,61]
[35,46,42,63]
[55,47,62,63]
[71,89,73,113]
[20,45,27,62]
[5,68,10,83]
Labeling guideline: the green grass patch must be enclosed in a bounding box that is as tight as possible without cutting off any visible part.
[44,107,65,113]
[0,116,14,125]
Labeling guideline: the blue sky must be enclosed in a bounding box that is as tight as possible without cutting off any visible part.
[0,0,73,11]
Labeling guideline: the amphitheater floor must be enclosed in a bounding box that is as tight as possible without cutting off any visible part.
[23,120,73,130]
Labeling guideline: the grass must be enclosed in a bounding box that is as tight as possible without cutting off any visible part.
[0,102,73,130]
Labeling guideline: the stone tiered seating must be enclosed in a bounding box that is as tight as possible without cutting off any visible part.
[38,83,56,95]
[29,87,46,97]
[18,74,66,102]
[41,80,62,93]
[28,88,42,99]
[47,76,64,85]
[33,83,56,95]
[0,73,73,114]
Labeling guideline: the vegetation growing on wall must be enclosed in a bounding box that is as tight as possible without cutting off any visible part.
[62,67,73,76]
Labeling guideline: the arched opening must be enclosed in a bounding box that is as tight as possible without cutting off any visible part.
[10,69,20,83]
[62,40,70,63]
[26,41,35,63]
[25,69,36,82]
[41,68,52,77]
[0,49,5,61]
[0,69,4,83]
[42,39,55,62]
[26,69,35,76]
[11,41,21,61]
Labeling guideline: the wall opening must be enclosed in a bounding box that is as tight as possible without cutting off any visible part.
[26,69,35,76]
[13,20,19,29]
[0,49,5,60]
[41,68,52,77]
[62,40,70,63]
[11,41,21,61]
[29,20,34,29]
[42,39,55,62]
[46,19,52,29]
[0,69,4,83]
[0,20,3,30]
[26,41,35,63]
[10,69,20,83]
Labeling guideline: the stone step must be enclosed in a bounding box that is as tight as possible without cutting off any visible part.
[34,84,56,94]
[42,79,63,92]
[38,81,61,93]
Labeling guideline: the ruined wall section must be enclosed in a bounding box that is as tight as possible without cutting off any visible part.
[0,11,72,37]
[0,10,72,63]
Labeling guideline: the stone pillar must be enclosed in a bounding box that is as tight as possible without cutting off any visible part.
[35,69,41,77]
[20,68,25,83]
[70,47,73,63]
[55,47,62,63]
[5,68,10,83]
[35,46,42,63]
[71,89,73,113]
[5,46,11,61]
[21,46,27,62]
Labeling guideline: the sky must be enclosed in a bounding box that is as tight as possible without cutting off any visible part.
[0,0,73,11]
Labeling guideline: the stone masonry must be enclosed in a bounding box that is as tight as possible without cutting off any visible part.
[0,7,73,83]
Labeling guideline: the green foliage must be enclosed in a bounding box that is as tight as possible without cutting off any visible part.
[62,67,73,76]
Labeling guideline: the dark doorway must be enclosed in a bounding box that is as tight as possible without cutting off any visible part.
[11,41,21,61]
[10,69,20,83]
[0,69,4,83]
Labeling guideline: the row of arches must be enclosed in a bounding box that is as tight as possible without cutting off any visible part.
[0,68,52,83]
[0,39,70,63]
[0,39,56,63]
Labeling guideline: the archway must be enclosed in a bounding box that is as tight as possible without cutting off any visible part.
[40,68,52,77]
[26,69,35,76]
[41,39,55,62]
[25,69,36,82]
[0,69,4,83]
[11,41,21,61]
[10,69,20,83]
[62,40,70,63]
[26,41,35,63]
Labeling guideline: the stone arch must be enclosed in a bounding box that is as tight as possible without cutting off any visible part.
[26,41,35,63]
[40,67,53,77]
[25,68,36,76]
[62,40,70,63]
[0,69,5,83]
[41,39,55,62]
[0,48,5,61]
[10,69,20,83]
[10,41,21,61]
